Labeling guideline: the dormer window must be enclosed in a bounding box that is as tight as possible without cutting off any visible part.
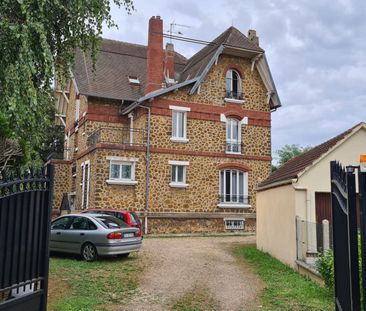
[128,76,140,85]
[225,70,244,103]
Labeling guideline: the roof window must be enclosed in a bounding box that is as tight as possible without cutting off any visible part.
[128,76,140,85]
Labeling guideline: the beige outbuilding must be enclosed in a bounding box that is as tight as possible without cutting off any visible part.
[256,122,366,269]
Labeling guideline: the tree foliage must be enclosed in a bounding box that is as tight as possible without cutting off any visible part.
[276,144,312,167]
[0,0,134,165]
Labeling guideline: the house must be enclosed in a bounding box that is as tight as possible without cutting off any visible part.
[256,122,366,269]
[50,16,281,234]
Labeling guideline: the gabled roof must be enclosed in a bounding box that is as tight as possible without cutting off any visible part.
[258,122,366,190]
[179,26,263,82]
[73,39,187,101]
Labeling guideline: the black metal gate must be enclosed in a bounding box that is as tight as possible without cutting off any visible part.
[0,165,53,311]
[330,160,366,310]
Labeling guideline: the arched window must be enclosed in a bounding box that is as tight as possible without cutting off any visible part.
[225,70,242,99]
[219,169,249,204]
[226,118,241,153]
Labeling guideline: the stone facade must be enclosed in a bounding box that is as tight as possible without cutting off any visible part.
[52,44,274,234]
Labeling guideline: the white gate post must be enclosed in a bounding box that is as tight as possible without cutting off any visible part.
[322,219,330,252]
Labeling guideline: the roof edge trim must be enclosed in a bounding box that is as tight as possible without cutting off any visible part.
[189,44,225,95]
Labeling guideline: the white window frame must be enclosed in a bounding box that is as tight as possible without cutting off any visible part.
[224,218,245,230]
[169,160,189,188]
[80,160,90,210]
[169,105,190,143]
[226,118,241,154]
[225,70,244,104]
[218,169,250,208]
[106,156,138,185]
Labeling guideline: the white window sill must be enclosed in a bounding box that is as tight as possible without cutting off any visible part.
[169,182,189,188]
[225,151,242,155]
[217,203,251,208]
[106,179,138,186]
[224,98,245,104]
[170,137,189,143]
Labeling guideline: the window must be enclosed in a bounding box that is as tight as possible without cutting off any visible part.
[169,105,190,142]
[219,169,249,207]
[51,217,73,230]
[226,118,241,153]
[225,70,243,101]
[169,160,189,188]
[69,217,97,230]
[106,157,138,185]
[224,219,245,230]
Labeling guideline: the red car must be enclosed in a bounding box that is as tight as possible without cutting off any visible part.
[82,209,143,237]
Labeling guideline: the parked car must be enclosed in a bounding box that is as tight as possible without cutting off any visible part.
[82,209,143,237]
[50,214,142,261]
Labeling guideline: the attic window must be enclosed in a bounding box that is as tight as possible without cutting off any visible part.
[128,76,140,85]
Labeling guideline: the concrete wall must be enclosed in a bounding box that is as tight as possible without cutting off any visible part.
[256,184,297,268]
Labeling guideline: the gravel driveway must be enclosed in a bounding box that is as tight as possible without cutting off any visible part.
[121,235,262,311]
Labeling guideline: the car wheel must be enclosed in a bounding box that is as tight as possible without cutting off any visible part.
[81,243,98,261]
[119,253,130,258]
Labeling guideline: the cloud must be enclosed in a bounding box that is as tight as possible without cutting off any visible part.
[103,0,366,159]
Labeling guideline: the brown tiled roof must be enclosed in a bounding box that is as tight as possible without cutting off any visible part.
[258,122,366,189]
[73,39,187,101]
[73,27,263,101]
[180,26,263,81]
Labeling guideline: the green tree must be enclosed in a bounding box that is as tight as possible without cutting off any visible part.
[0,0,133,167]
[276,144,312,167]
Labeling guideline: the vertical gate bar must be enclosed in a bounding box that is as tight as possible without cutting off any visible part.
[19,191,30,287]
[36,186,46,280]
[4,194,16,289]
[25,191,36,282]
[359,170,366,311]
[21,192,32,288]
[347,167,361,310]
[31,186,41,280]
[11,188,22,286]
[41,164,54,311]
[331,161,340,310]
[0,196,9,289]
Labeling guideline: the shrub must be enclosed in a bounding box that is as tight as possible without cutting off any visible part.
[316,249,334,290]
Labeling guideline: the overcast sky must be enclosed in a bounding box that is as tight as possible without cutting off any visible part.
[102,0,366,162]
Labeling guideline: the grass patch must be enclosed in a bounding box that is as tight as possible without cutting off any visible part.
[48,253,142,311]
[171,285,218,311]
[234,246,334,311]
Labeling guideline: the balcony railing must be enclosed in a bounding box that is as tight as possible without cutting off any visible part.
[225,90,244,100]
[225,142,243,154]
[87,127,147,148]
[219,195,250,205]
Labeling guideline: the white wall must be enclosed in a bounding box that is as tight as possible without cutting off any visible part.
[257,184,297,268]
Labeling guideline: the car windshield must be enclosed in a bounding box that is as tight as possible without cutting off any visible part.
[94,215,128,229]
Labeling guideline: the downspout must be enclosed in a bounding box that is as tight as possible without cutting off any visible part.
[140,105,151,235]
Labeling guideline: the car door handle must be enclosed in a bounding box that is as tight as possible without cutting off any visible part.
[80,233,85,236]
[56,232,61,235]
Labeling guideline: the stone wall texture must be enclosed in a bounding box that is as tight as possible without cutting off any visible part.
[52,50,274,233]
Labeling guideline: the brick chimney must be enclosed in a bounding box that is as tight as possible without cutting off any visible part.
[165,42,175,83]
[146,16,164,94]
[248,29,259,46]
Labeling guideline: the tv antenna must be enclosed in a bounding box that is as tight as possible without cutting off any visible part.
[166,21,191,43]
